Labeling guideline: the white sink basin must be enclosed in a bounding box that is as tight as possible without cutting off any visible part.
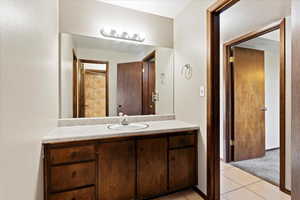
[107,123,149,131]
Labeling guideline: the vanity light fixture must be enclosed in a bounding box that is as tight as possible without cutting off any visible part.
[100,28,145,42]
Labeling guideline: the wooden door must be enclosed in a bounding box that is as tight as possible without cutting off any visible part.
[137,137,167,199]
[84,70,106,117]
[233,47,265,161]
[169,148,196,191]
[117,62,143,115]
[142,62,156,115]
[97,140,135,200]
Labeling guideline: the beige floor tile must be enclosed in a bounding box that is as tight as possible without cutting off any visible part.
[156,191,187,200]
[223,188,264,200]
[247,181,291,200]
[183,190,204,200]
[221,175,242,194]
[222,167,261,186]
[221,161,233,170]
[154,190,204,200]
[154,196,172,200]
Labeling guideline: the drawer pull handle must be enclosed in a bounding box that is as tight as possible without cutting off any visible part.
[72,171,77,178]
[72,198,76,200]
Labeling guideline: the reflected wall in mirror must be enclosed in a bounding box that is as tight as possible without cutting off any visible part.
[59,33,174,118]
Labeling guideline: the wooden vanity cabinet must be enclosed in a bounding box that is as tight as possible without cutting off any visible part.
[169,148,196,191]
[97,140,136,200]
[168,133,197,191]
[137,137,168,199]
[44,143,97,200]
[44,131,198,200]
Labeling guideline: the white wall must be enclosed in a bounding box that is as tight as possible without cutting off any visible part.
[155,48,174,115]
[59,0,174,48]
[238,39,280,150]
[60,33,76,118]
[174,0,214,193]
[76,48,141,116]
[0,0,58,200]
[174,0,292,193]
[285,16,292,191]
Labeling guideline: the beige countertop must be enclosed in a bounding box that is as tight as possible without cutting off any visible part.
[42,120,199,144]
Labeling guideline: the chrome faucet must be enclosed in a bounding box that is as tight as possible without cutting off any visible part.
[119,112,129,125]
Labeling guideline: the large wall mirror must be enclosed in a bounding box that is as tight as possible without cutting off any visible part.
[59,33,174,118]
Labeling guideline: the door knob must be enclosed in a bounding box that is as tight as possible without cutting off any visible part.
[260,107,267,111]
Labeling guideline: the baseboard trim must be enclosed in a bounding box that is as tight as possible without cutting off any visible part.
[193,187,207,200]
[266,147,280,151]
[280,187,291,195]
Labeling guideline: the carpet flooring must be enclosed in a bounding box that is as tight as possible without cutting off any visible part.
[231,149,279,185]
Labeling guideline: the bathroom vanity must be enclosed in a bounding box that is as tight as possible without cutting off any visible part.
[43,120,199,200]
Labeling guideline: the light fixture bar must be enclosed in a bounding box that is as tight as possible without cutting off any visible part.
[100,28,145,42]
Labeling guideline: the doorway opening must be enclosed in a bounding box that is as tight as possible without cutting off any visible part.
[73,58,109,118]
[207,1,290,200]
[222,24,285,188]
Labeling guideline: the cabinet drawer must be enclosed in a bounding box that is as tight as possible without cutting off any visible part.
[49,187,95,200]
[50,162,96,192]
[169,134,195,149]
[49,145,95,165]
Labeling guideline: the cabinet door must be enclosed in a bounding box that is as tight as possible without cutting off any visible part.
[137,137,168,199]
[169,147,196,191]
[98,140,135,200]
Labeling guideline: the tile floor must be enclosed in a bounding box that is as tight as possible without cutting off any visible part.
[220,161,290,200]
[154,161,291,200]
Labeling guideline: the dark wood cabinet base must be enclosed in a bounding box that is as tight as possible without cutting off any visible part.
[44,131,198,200]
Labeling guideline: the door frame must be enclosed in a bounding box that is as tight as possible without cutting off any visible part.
[291,1,300,199]
[72,49,79,118]
[73,59,109,117]
[207,2,240,199]
[143,50,155,62]
[207,1,290,199]
[142,51,156,115]
[222,19,287,190]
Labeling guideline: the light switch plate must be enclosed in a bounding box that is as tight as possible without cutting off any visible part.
[200,86,205,97]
